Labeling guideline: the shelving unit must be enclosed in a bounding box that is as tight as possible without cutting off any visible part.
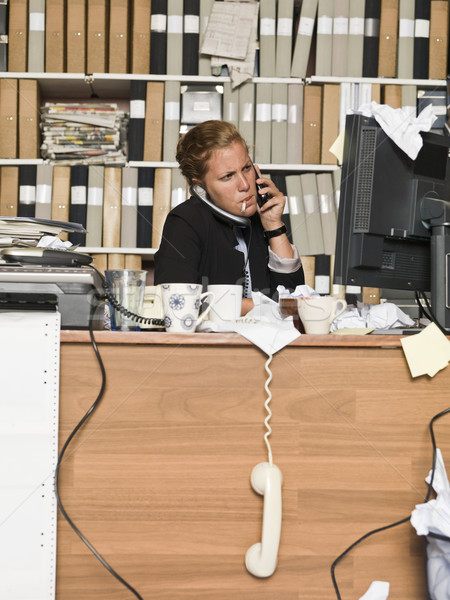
[0,68,446,264]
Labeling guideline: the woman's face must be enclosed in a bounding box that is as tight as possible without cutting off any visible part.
[198,141,258,218]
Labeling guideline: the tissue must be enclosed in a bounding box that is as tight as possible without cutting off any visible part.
[352,101,437,160]
[197,291,300,355]
[411,449,450,600]
[332,301,414,332]
[358,581,390,600]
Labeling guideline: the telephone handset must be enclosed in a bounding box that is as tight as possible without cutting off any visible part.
[252,164,270,207]
[245,462,283,578]
[190,163,270,226]
[190,184,250,227]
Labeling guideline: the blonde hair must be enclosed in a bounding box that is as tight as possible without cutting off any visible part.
[176,120,248,184]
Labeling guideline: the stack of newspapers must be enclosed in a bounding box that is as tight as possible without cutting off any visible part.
[40,103,128,165]
[0,217,85,248]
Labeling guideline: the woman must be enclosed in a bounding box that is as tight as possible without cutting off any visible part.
[154,120,304,314]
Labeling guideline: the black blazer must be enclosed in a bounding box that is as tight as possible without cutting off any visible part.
[154,195,304,299]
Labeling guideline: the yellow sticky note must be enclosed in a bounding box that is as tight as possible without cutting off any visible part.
[329,128,346,163]
[331,328,375,335]
[401,323,450,378]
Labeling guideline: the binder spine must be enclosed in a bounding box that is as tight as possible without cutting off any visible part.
[18,165,37,218]
[128,80,147,161]
[69,164,88,245]
[150,0,168,74]
[182,0,199,75]
[362,0,381,77]
[137,166,154,248]
[413,0,431,79]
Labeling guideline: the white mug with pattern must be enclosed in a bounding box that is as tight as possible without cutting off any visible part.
[160,283,215,333]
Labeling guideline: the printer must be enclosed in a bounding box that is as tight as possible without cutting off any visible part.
[0,264,105,329]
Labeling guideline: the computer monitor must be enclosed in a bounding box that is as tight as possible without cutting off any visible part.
[334,113,450,329]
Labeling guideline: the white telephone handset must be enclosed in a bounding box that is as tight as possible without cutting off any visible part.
[245,461,283,578]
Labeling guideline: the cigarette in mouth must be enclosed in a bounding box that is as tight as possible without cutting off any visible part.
[241,201,247,214]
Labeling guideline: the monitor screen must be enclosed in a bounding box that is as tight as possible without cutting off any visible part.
[334,113,450,327]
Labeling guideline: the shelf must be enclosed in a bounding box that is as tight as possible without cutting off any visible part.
[1,72,442,100]
[0,159,44,165]
[128,162,340,172]
[0,159,340,171]
[4,72,92,99]
[128,161,179,168]
[82,247,156,260]
[308,75,446,87]
[257,163,339,172]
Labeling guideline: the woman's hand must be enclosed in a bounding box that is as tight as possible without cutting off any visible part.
[254,166,294,259]
[254,170,285,231]
[241,297,255,315]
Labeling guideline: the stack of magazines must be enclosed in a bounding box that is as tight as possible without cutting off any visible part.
[40,103,129,165]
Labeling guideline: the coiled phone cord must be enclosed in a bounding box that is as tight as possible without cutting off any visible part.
[86,263,165,329]
[264,354,274,466]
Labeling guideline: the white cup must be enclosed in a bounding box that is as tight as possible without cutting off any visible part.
[207,284,243,322]
[160,283,214,333]
[297,296,347,334]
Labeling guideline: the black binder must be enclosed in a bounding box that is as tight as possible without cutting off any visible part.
[68,165,88,246]
[150,0,168,74]
[0,0,7,71]
[137,167,155,248]
[270,174,292,244]
[128,80,147,161]
[0,0,8,34]
[314,254,331,295]
[413,0,431,79]
[182,0,199,75]
[362,0,381,77]
[18,165,37,218]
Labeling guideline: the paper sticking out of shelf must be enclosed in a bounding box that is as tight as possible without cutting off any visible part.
[329,128,345,163]
[200,0,259,88]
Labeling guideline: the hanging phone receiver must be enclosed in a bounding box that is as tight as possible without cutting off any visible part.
[252,164,270,208]
[190,184,250,228]
[245,462,283,578]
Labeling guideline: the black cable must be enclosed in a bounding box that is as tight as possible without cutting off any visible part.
[330,516,410,599]
[417,290,448,336]
[414,290,427,320]
[54,301,144,599]
[88,263,165,329]
[331,403,450,599]
[426,406,450,502]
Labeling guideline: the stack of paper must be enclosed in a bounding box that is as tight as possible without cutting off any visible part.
[40,103,128,165]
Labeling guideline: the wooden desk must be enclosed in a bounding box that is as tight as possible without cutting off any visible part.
[57,331,447,600]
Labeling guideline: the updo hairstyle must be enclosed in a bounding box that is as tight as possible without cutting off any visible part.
[176,120,249,184]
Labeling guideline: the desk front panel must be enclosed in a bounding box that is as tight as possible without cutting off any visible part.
[57,340,447,599]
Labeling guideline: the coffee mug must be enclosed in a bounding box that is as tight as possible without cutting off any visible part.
[297,296,347,334]
[160,283,214,333]
[207,284,243,322]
